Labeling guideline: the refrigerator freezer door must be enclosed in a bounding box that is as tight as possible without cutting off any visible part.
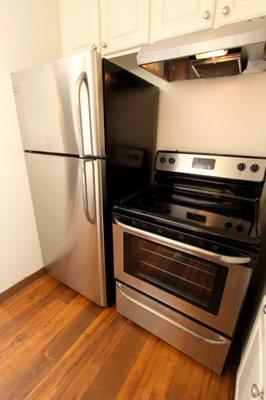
[25,153,107,306]
[12,51,105,157]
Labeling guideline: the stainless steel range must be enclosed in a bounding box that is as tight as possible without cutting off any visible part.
[112,150,266,374]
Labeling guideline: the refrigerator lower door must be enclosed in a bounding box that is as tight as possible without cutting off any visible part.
[25,152,107,306]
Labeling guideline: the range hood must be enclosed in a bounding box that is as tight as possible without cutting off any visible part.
[137,20,266,81]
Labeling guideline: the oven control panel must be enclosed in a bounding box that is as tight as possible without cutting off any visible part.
[156,151,266,182]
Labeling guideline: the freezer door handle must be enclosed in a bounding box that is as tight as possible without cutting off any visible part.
[76,72,93,157]
[82,160,96,225]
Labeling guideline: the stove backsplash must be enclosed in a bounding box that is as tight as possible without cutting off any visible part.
[112,54,266,158]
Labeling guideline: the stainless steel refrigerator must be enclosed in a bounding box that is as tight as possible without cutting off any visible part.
[12,51,158,306]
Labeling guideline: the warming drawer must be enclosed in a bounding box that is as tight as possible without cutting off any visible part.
[116,281,231,374]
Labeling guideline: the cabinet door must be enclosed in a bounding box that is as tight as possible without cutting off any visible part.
[235,296,266,400]
[100,0,150,55]
[150,0,216,43]
[215,0,266,27]
[60,0,100,56]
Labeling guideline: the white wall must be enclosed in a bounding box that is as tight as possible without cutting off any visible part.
[0,0,62,292]
[0,0,62,73]
[155,72,266,157]
[0,72,43,292]
[113,53,266,157]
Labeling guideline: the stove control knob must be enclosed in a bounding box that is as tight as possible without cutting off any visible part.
[237,163,246,171]
[225,221,233,229]
[236,224,244,232]
[250,163,260,173]
[160,156,167,164]
[169,157,176,164]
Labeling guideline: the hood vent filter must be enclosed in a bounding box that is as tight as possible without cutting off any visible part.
[142,48,244,81]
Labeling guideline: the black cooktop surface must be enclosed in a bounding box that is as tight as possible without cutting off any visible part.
[114,186,260,244]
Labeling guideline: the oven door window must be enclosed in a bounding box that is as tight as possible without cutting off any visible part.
[123,233,228,315]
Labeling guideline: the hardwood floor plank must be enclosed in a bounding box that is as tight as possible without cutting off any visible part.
[50,316,134,400]
[0,282,75,341]
[201,352,236,400]
[115,335,168,400]
[55,283,78,304]
[0,275,236,400]
[0,301,103,400]
[43,300,103,362]
[0,268,45,304]
[26,309,123,400]
[0,274,54,309]
[0,298,62,366]
[140,343,177,400]
[0,275,60,328]
[0,283,78,367]
[0,294,89,392]
[165,355,207,400]
[79,320,149,400]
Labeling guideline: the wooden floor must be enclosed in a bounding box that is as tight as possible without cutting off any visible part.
[0,274,236,400]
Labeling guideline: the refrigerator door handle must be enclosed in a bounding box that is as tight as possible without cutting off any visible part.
[76,72,93,157]
[81,160,96,225]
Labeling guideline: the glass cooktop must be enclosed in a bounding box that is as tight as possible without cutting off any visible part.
[115,187,259,243]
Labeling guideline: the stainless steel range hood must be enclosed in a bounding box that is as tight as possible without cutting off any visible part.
[137,20,266,81]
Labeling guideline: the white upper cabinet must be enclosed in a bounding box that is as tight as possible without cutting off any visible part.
[60,0,100,56]
[215,0,266,27]
[150,0,216,43]
[235,296,266,400]
[100,0,150,56]
[59,0,266,58]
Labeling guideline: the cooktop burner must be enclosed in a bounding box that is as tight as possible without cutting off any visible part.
[138,194,171,214]
[113,151,265,246]
[115,187,258,243]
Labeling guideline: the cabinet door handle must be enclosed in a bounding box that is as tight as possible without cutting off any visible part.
[203,10,211,19]
[91,44,97,50]
[102,42,107,48]
[263,304,266,315]
[222,5,230,15]
[251,384,264,399]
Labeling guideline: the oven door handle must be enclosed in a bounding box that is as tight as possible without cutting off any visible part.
[117,282,228,345]
[114,219,251,265]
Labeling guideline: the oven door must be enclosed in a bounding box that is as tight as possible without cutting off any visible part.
[113,217,252,337]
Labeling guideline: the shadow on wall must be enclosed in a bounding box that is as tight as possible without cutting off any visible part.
[0,72,43,293]
[112,52,266,158]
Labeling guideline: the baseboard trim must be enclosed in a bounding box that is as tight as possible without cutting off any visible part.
[0,268,45,303]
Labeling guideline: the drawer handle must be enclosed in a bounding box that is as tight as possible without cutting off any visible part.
[117,282,228,346]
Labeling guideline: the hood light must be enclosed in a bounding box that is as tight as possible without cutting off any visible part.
[195,49,228,60]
